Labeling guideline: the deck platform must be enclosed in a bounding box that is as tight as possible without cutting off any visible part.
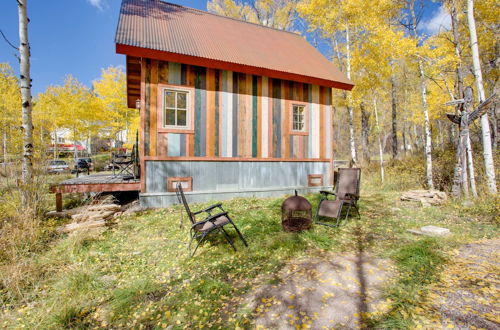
[51,174,140,211]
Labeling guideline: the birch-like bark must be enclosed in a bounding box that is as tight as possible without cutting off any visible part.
[466,134,478,197]
[360,102,370,163]
[18,0,34,202]
[410,0,434,189]
[450,0,477,197]
[53,130,57,159]
[467,0,497,194]
[345,24,357,164]
[373,97,384,183]
[391,76,398,159]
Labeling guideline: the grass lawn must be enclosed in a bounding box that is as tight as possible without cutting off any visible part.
[0,181,498,329]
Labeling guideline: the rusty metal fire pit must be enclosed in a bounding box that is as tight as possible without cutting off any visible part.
[281,190,312,232]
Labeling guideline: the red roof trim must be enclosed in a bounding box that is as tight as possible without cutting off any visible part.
[116,44,354,91]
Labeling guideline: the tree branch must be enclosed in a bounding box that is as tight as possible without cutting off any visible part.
[0,29,19,50]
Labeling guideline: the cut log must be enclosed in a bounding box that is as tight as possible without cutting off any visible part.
[87,204,121,212]
[58,219,106,233]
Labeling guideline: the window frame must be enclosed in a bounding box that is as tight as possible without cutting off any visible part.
[157,84,195,134]
[289,101,309,136]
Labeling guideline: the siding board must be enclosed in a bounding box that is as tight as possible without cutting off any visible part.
[144,61,332,162]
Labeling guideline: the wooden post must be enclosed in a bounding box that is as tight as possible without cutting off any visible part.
[55,193,62,212]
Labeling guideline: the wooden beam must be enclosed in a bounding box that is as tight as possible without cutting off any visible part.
[55,193,62,212]
[52,182,140,194]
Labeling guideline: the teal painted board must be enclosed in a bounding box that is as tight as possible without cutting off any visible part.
[168,62,181,85]
[194,66,207,156]
[252,75,258,157]
[168,133,181,156]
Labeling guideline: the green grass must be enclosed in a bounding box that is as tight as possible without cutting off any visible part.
[0,179,498,329]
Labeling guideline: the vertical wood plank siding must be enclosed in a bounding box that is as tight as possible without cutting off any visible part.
[141,61,332,159]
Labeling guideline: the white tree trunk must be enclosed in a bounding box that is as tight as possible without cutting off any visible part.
[53,130,57,159]
[466,133,478,197]
[18,0,33,201]
[467,0,497,194]
[373,97,384,183]
[345,24,357,164]
[410,0,434,189]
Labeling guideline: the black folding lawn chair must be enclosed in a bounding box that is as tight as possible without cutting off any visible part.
[175,183,248,257]
[315,167,361,227]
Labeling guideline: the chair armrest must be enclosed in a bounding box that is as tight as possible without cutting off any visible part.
[191,212,229,228]
[193,203,223,215]
[320,190,336,196]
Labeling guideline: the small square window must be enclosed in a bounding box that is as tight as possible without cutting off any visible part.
[163,89,190,129]
[292,104,306,132]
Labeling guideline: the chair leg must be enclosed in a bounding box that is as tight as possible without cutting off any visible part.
[229,220,248,247]
[191,232,208,257]
[220,227,237,251]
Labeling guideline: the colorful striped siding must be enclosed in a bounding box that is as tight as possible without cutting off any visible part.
[141,61,332,160]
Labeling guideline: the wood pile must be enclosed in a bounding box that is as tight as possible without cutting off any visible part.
[58,203,122,234]
[400,190,448,207]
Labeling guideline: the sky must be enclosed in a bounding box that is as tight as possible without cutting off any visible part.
[0,0,447,96]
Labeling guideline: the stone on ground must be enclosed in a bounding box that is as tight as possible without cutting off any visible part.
[408,225,451,237]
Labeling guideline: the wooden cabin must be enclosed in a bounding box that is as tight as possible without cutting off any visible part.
[115,0,353,208]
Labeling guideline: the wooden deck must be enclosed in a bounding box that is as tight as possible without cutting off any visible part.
[51,174,140,211]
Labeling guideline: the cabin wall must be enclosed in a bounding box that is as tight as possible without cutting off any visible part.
[137,58,334,205]
[140,59,333,160]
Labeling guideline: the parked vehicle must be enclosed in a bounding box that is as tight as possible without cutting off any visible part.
[72,158,91,174]
[47,160,70,174]
[77,157,94,171]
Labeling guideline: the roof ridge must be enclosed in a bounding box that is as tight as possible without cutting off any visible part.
[158,0,301,37]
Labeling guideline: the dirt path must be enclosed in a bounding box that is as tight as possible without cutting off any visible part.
[243,253,394,329]
[422,239,500,329]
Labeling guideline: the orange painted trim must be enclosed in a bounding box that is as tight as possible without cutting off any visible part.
[329,88,334,185]
[158,132,167,156]
[289,100,309,136]
[143,156,330,162]
[140,58,146,193]
[117,44,354,91]
[268,78,273,158]
[166,176,192,192]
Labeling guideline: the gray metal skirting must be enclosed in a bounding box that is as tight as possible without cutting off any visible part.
[141,160,331,208]
[140,185,328,208]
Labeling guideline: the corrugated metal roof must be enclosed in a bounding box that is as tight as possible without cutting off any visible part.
[115,0,353,90]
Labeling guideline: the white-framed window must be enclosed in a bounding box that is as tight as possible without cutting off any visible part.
[292,104,306,132]
[163,88,191,129]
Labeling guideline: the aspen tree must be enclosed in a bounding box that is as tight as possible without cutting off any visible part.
[466,0,497,194]
[18,0,34,204]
